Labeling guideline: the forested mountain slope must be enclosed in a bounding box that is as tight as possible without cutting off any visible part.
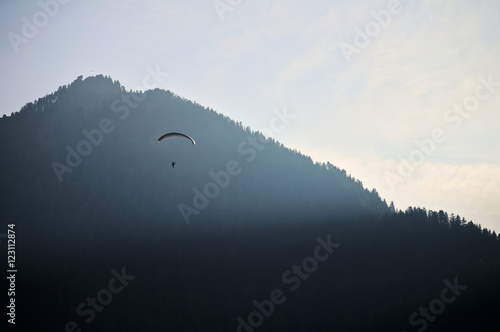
[1,75,498,331]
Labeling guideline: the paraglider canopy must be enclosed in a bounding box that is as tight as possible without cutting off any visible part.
[157,132,196,145]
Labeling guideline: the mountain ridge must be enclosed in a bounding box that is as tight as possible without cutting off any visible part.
[1,74,391,229]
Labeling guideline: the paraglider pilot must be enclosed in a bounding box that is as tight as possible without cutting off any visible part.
[172,161,176,168]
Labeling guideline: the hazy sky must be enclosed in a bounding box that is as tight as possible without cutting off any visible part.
[2,0,499,232]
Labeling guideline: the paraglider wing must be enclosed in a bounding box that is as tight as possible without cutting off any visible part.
[157,132,196,145]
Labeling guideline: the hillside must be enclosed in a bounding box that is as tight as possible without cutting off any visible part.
[1,75,499,331]
[1,75,389,227]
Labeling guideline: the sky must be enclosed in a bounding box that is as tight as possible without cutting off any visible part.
[1,0,499,232]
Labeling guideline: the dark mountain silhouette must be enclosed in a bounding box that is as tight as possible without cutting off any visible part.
[1,75,499,331]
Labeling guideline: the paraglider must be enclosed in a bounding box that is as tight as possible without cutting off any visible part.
[157,132,195,169]
[157,132,196,145]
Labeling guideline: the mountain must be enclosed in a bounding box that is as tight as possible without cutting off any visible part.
[1,75,499,331]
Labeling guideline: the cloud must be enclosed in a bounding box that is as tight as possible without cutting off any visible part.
[1,0,499,232]
[308,148,500,232]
